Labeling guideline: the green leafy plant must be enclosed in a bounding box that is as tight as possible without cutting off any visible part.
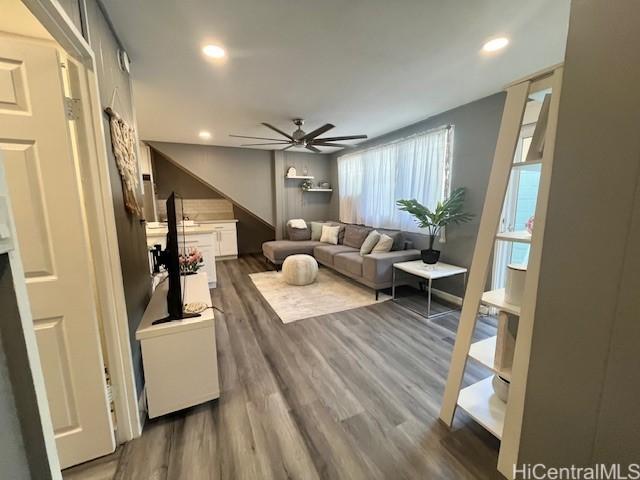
[301,179,313,191]
[396,187,474,250]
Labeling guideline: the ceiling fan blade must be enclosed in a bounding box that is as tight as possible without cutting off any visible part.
[305,145,321,153]
[241,142,291,146]
[281,145,294,151]
[262,123,293,140]
[313,135,368,142]
[302,123,335,141]
[310,142,350,148]
[230,134,288,142]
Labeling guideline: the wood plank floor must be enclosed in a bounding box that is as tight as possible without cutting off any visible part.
[64,254,502,480]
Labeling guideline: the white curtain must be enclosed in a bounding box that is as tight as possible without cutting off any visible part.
[338,126,452,232]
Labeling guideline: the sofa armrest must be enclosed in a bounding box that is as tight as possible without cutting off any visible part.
[362,249,421,286]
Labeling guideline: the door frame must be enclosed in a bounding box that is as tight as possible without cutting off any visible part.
[20,0,142,443]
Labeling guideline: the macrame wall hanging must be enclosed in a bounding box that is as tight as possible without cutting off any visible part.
[105,103,143,217]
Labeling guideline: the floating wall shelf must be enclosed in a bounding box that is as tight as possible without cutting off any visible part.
[286,175,314,179]
[304,188,333,192]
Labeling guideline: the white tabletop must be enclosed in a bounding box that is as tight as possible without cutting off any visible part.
[136,272,214,340]
[393,260,467,280]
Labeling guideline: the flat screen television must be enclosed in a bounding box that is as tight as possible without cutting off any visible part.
[152,192,200,325]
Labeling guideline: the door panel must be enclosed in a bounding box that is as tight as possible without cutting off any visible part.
[0,36,115,468]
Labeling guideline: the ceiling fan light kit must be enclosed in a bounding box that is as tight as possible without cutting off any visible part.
[230,119,368,152]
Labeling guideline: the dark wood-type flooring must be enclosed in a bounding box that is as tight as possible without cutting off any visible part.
[64,254,501,480]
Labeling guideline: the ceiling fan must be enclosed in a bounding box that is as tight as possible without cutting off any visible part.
[230,119,367,152]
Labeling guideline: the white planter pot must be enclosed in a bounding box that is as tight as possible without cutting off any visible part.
[505,264,527,305]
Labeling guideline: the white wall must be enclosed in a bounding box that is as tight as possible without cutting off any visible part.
[517,0,640,466]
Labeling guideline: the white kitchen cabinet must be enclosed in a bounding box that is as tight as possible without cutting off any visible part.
[146,228,217,288]
[203,221,238,260]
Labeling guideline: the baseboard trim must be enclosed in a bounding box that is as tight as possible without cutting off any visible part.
[430,288,489,315]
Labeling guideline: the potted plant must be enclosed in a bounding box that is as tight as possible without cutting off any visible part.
[179,247,204,275]
[396,187,473,264]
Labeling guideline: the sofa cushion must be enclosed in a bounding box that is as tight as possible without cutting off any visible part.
[320,224,340,244]
[313,244,358,266]
[263,240,323,264]
[362,250,421,286]
[343,224,373,249]
[333,252,364,277]
[377,229,404,250]
[360,230,380,256]
[310,221,325,241]
[324,221,346,244]
[287,223,311,241]
[372,233,394,253]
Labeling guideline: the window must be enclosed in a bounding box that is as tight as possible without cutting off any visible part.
[337,125,453,232]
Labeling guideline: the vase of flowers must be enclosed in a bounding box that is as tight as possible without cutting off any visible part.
[397,187,473,264]
[179,247,204,275]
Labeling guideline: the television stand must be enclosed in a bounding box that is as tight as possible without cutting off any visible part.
[136,272,219,418]
[151,311,200,326]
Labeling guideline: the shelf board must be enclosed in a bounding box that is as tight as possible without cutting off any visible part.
[286,175,314,179]
[457,376,505,439]
[481,289,521,316]
[468,336,512,381]
[512,159,542,168]
[304,188,333,192]
[495,230,532,243]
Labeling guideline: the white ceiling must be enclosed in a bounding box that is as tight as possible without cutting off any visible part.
[102,0,570,151]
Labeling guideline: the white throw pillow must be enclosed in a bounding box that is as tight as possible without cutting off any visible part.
[320,224,340,245]
[372,233,394,253]
[360,230,380,256]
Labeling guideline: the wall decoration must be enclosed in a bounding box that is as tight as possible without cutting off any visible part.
[105,107,143,217]
[286,166,297,177]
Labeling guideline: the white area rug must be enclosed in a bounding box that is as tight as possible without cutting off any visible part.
[249,268,389,323]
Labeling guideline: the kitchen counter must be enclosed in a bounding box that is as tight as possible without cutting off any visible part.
[146,220,237,238]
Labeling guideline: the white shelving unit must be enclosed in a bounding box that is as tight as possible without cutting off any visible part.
[481,289,521,316]
[469,336,512,381]
[495,231,532,243]
[457,377,506,439]
[439,64,564,479]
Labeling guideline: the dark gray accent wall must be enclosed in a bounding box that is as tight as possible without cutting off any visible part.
[86,0,149,396]
[331,93,506,296]
[282,151,334,223]
[152,148,275,254]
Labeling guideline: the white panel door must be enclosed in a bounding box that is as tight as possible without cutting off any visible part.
[0,36,115,468]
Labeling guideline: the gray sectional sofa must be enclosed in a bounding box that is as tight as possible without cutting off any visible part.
[262,221,421,298]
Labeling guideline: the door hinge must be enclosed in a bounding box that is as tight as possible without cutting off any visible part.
[64,96,81,121]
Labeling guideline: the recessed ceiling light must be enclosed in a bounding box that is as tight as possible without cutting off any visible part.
[199,131,211,140]
[482,37,509,53]
[202,44,226,58]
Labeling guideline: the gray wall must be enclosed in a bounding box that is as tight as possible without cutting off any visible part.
[151,149,275,254]
[517,0,640,467]
[149,141,275,225]
[282,151,334,224]
[87,0,149,396]
[331,93,506,296]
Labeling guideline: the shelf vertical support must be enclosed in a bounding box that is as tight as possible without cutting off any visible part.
[498,67,563,477]
[439,81,530,425]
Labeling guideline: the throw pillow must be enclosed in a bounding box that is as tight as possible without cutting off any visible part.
[324,222,346,244]
[310,221,325,241]
[360,230,380,256]
[378,229,403,250]
[287,223,311,241]
[343,225,373,249]
[320,224,340,245]
[372,233,394,253]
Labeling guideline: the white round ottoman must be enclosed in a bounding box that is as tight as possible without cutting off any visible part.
[282,254,318,286]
